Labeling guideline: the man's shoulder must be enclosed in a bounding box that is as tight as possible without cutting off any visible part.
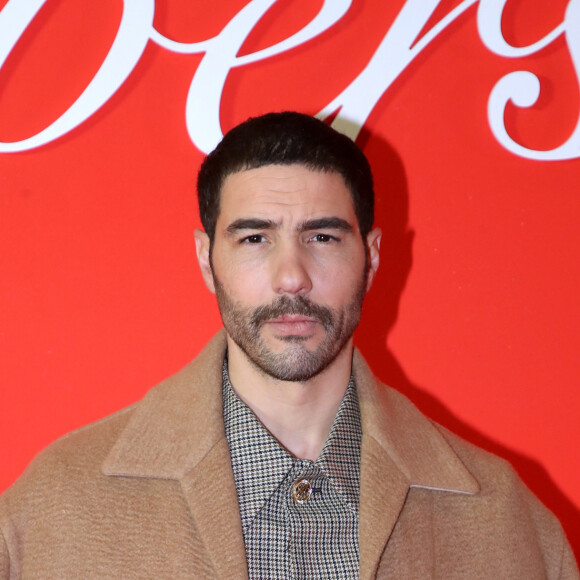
[5,333,229,494]
[2,404,136,504]
[3,372,187,498]
[433,422,538,502]
[369,381,577,568]
[2,333,229,509]
[354,354,532,495]
[354,355,565,524]
[391,386,572,531]
[380,382,545,500]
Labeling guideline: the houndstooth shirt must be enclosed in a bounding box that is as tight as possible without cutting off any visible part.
[222,360,361,580]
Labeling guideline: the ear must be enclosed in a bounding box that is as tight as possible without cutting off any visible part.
[194,229,216,294]
[365,228,382,292]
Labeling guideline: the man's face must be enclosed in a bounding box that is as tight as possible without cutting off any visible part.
[195,164,380,382]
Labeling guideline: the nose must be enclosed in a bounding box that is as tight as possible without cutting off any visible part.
[270,242,313,296]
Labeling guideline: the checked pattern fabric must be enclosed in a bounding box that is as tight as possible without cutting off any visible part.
[222,359,362,580]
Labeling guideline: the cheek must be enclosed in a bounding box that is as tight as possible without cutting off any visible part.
[212,254,272,304]
[312,263,365,303]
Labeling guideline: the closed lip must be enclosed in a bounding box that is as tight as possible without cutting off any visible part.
[267,314,317,324]
[265,315,319,334]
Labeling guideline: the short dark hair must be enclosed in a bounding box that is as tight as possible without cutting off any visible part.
[197,112,374,241]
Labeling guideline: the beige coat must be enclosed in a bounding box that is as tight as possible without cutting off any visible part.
[1,332,577,579]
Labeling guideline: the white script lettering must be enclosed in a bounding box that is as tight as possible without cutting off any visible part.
[480,0,580,160]
[0,0,154,152]
[0,0,578,160]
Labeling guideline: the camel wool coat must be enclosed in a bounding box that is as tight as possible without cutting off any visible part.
[1,331,578,579]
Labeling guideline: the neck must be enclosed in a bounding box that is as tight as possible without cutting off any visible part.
[226,337,354,461]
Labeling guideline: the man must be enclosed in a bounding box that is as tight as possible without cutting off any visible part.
[1,112,577,579]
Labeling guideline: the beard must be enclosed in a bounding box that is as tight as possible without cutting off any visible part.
[212,274,366,382]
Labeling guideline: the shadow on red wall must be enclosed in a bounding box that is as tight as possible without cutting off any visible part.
[353,128,580,561]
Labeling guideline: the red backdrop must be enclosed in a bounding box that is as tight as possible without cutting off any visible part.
[1,0,579,558]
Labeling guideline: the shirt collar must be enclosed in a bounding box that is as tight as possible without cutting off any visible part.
[222,358,362,532]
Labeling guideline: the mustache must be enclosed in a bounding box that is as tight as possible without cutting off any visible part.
[251,295,333,329]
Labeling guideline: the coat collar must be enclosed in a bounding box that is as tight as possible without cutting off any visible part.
[103,331,228,480]
[102,330,479,579]
[353,349,479,495]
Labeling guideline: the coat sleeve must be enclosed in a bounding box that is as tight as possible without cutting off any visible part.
[559,538,580,580]
[0,525,9,579]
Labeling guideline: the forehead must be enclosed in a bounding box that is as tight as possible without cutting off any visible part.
[218,164,355,223]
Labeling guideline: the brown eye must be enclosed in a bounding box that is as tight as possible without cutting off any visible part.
[243,234,265,244]
[312,234,336,243]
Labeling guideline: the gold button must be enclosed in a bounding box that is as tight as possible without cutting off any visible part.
[292,479,312,503]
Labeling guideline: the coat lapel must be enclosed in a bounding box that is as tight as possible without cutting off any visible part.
[102,331,249,579]
[353,350,480,579]
[358,435,411,580]
[179,439,249,578]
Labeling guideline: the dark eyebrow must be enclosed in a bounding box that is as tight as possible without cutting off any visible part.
[225,218,277,234]
[298,217,353,233]
[225,216,354,235]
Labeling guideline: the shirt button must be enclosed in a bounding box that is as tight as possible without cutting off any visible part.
[292,479,313,503]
